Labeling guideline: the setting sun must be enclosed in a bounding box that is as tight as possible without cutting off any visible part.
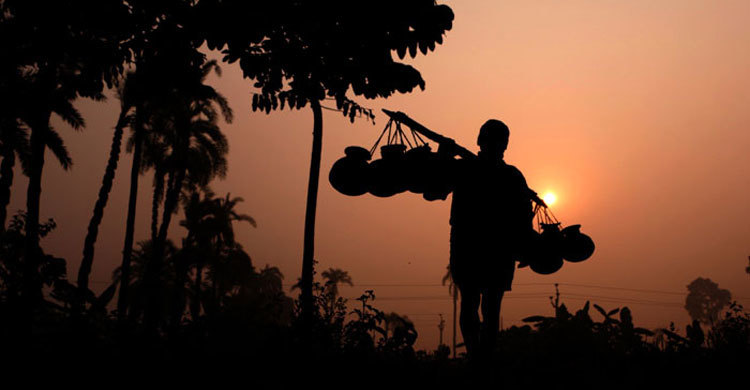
[542,192,557,206]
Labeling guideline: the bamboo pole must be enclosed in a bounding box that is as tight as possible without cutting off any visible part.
[381,109,547,207]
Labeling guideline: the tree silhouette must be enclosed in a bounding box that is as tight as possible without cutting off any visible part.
[77,85,132,294]
[1,0,130,324]
[685,277,732,327]
[116,67,150,322]
[207,0,454,325]
[112,239,179,324]
[115,58,190,322]
[381,311,417,352]
[0,113,29,231]
[179,190,255,319]
[20,71,88,308]
[321,267,353,315]
[441,264,458,358]
[143,56,232,331]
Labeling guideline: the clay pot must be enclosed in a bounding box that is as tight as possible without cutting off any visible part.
[521,225,565,275]
[561,224,595,262]
[368,144,408,197]
[328,146,371,196]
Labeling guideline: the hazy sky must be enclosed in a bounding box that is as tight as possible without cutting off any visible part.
[9,0,750,350]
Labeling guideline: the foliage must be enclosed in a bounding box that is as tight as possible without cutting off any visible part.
[201,1,454,120]
[706,302,750,353]
[685,277,732,326]
[0,212,62,301]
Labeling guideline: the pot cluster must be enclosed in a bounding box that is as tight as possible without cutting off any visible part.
[519,223,595,275]
[329,144,451,199]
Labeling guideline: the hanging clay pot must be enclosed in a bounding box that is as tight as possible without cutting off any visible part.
[561,224,595,262]
[521,224,564,275]
[368,144,408,197]
[329,146,371,196]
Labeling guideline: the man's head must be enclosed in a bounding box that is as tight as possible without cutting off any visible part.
[477,119,509,157]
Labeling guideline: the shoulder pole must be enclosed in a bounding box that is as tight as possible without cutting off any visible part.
[381,109,476,160]
[381,109,547,208]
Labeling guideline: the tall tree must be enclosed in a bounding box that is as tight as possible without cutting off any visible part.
[115,36,210,322]
[0,116,29,231]
[143,58,233,330]
[21,72,87,306]
[685,277,732,327]
[77,89,132,293]
[115,67,157,322]
[1,0,130,315]
[205,0,454,325]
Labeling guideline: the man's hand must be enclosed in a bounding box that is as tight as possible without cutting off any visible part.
[529,190,547,208]
[437,139,458,158]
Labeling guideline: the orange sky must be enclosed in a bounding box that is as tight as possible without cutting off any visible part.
[9,0,750,350]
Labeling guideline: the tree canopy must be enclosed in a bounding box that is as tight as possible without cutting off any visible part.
[198,0,454,117]
[685,277,732,326]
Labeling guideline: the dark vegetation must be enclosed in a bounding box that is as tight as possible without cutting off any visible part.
[1,0,748,387]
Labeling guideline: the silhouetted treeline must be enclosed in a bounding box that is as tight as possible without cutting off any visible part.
[2,1,749,387]
[0,0,456,333]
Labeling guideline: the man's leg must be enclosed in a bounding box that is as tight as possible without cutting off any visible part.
[479,288,505,358]
[458,284,481,360]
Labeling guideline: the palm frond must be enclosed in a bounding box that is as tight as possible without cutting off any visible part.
[52,99,85,130]
[44,126,73,169]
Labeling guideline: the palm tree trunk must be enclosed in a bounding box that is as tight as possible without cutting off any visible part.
[0,147,16,231]
[151,167,165,241]
[117,123,143,323]
[300,99,323,327]
[144,168,185,331]
[191,259,203,320]
[168,258,188,333]
[452,288,457,359]
[24,116,50,308]
[78,112,127,292]
[157,170,182,244]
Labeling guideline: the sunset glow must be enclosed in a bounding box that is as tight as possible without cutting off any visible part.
[8,0,750,355]
[542,192,557,206]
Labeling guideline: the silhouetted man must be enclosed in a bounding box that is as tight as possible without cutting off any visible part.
[437,119,533,361]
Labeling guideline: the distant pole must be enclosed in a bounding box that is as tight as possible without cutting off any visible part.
[550,283,560,311]
[438,314,445,346]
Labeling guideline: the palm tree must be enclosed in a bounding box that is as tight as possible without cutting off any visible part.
[78,80,133,293]
[180,190,217,319]
[179,190,255,319]
[112,239,179,323]
[115,68,159,322]
[256,265,284,296]
[144,60,233,329]
[139,133,169,242]
[0,118,29,231]
[321,267,353,315]
[20,70,90,305]
[151,59,232,247]
[442,264,458,358]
